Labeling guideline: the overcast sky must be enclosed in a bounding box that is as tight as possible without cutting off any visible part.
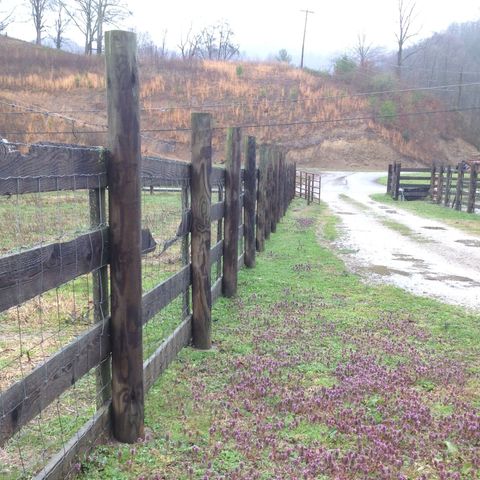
[5,0,480,68]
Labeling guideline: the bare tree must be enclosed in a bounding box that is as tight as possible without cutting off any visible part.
[27,0,51,45]
[0,1,14,33]
[198,21,239,60]
[395,0,420,78]
[160,28,167,57]
[353,34,378,69]
[61,0,97,54]
[95,0,130,55]
[51,0,69,49]
[178,26,201,60]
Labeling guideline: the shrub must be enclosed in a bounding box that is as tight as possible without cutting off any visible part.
[379,100,397,123]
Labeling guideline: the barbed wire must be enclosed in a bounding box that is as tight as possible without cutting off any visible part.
[0,106,480,151]
[1,105,479,140]
[1,81,480,117]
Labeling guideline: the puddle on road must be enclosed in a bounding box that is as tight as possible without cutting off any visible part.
[359,265,411,277]
[424,274,480,286]
[324,171,480,310]
[456,239,480,248]
[391,253,426,266]
[422,226,446,231]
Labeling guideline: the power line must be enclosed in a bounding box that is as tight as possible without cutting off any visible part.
[4,105,477,136]
[3,81,480,117]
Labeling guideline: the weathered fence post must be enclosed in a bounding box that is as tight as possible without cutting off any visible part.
[181,186,190,316]
[216,185,224,279]
[317,175,322,203]
[244,136,256,268]
[256,144,267,252]
[455,165,464,211]
[467,164,478,213]
[393,163,401,200]
[190,112,212,349]
[106,30,144,443]
[89,186,111,409]
[265,148,272,240]
[444,166,452,207]
[387,164,393,194]
[271,148,279,233]
[436,166,444,205]
[223,127,241,297]
[307,173,313,205]
[429,163,437,201]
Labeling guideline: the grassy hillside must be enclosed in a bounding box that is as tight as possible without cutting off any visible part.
[0,35,476,169]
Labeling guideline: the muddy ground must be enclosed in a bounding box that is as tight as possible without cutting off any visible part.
[320,171,480,310]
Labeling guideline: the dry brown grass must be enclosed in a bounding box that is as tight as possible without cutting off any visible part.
[0,35,464,165]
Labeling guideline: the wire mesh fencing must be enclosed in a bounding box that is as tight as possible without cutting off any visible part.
[0,156,111,479]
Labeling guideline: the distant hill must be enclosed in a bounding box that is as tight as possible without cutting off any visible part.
[0,34,476,170]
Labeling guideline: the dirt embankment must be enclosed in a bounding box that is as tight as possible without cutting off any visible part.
[288,126,479,171]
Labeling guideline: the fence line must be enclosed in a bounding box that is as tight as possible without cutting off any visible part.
[387,161,479,213]
[295,170,321,204]
[0,31,302,479]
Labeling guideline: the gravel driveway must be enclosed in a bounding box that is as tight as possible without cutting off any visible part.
[320,171,480,310]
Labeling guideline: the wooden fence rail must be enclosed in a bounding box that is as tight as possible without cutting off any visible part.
[0,31,299,479]
[295,170,321,204]
[387,161,479,213]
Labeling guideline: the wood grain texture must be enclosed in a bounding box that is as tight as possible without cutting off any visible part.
[0,227,155,315]
[211,201,225,223]
[222,127,241,298]
[0,317,111,446]
[216,186,224,280]
[264,148,273,240]
[106,30,144,443]
[33,403,111,480]
[89,188,111,408]
[143,316,192,392]
[455,168,464,211]
[243,136,256,268]
[0,228,108,314]
[467,165,478,213]
[142,156,190,186]
[142,265,191,326]
[211,166,226,187]
[190,113,212,350]
[0,144,106,195]
[387,164,393,194]
[255,146,266,252]
[394,163,401,200]
[271,148,279,233]
[444,166,452,207]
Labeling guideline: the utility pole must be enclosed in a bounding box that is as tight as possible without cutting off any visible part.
[300,9,314,69]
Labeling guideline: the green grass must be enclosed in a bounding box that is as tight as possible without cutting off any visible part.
[376,173,433,187]
[376,175,388,186]
[77,199,480,479]
[0,190,189,478]
[371,193,480,236]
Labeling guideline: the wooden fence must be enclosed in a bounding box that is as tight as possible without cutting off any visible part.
[295,170,321,204]
[0,31,298,479]
[387,162,479,213]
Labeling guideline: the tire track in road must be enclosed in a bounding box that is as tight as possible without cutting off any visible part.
[320,171,480,310]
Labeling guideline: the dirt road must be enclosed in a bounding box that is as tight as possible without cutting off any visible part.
[320,171,480,310]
